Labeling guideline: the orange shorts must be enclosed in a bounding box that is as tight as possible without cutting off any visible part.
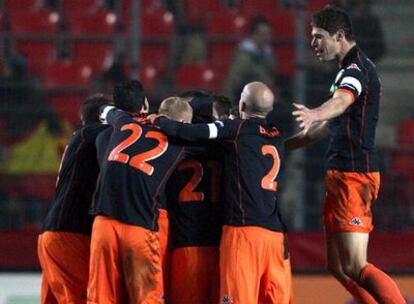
[37,231,90,304]
[87,215,163,304]
[158,208,170,300]
[324,170,380,233]
[219,226,293,304]
[170,246,219,304]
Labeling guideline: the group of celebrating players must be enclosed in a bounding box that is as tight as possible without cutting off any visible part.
[37,5,406,304]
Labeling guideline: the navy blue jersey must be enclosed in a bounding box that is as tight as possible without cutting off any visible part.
[95,127,113,168]
[41,123,109,235]
[91,109,194,231]
[166,146,223,248]
[327,46,380,172]
[155,117,287,232]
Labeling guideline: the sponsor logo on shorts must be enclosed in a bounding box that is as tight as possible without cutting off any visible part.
[350,217,363,226]
[222,294,233,303]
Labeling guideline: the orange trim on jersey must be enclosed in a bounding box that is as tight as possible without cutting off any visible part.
[336,88,356,103]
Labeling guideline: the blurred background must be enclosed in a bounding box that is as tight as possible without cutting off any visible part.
[0,0,413,303]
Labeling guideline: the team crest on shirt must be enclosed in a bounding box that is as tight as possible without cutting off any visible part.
[350,217,363,226]
[222,294,234,303]
[346,63,361,71]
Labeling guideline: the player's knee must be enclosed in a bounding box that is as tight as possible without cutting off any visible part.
[341,263,363,282]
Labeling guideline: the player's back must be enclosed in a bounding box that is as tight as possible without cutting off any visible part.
[166,145,223,249]
[92,109,188,231]
[222,118,286,232]
[42,123,109,235]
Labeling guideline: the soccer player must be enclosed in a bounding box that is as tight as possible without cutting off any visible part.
[152,82,293,304]
[37,94,112,304]
[165,93,231,304]
[88,90,195,303]
[291,5,405,303]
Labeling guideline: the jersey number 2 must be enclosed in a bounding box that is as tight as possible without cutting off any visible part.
[261,145,280,191]
[108,123,168,175]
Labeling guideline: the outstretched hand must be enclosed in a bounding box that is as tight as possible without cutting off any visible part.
[292,103,317,134]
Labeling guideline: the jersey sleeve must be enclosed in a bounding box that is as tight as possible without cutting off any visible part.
[336,65,366,102]
[99,106,130,125]
[154,117,241,141]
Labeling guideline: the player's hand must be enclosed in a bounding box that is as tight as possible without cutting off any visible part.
[147,114,166,124]
[292,103,316,134]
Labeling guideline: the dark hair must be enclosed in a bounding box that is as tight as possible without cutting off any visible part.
[113,80,146,113]
[250,16,271,33]
[81,93,112,124]
[212,95,232,118]
[312,5,354,41]
[178,90,210,99]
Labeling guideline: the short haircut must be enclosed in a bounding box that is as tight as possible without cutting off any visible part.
[178,90,210,99]
[212,95,232,118]
[113,80,146,113]
[81,93,112,124]
[158,97,193,122]
[312,5,354,40]
[250,16,271,33]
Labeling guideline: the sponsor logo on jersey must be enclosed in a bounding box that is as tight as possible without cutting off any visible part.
[350,217,363,226]
[222,294,234,303]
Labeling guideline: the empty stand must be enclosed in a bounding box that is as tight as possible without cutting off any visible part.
[185,0,223,24]
[140,43,170,69]
[42,60,93,88]
[140,10,175,37]
[48,94,84,125]
[62,0,103,15]
[391,120,414,178]
[66,11,117,35]
[3,0,45,12]
[15,41,56,75]
[176,63,221,91]
[8,9,60,33]
[239,0,278,17]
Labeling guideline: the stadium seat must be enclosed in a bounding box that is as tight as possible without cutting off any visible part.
[268,11,296,77]
[140,10,175,38]
[62,0,103,15]
[391,120,414,179]
[139,64,160,93]
[239,0,278,17]
[48,94,85,125]
[66,11,117,35]
[8,9,60,33]
[206,11,248,35]
[140,43,170,69]
[308,0,331,13]
[3,0,44,12]
[73,42,114,73]
[175,63,221,91]
[185,0,223,24]
[0,173,56,201]
[209,41,237,69]
[122,0,163,16]
[15,41,56,75]
[42,60,93,89]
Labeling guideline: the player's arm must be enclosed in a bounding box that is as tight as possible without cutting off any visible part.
[153,116,238,141]
[99,105,129,125]
[284,120,329,151]
[293,68,364,133]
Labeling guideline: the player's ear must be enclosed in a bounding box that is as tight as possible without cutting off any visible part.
[141,97,149,114]
[240,101,247,112]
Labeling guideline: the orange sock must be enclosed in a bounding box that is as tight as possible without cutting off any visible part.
[359,263,406,304]
[344,279,377,304]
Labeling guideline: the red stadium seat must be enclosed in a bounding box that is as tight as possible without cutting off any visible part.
[175,63,221,91]
[268,11,296,77]
[67,11,117,35]
[42,60,93,89]
[140,10,175,38]
[308,0,331,13]
[391,120,414,179]
[15,41,56,75]
[185,0,223,24]
[140,43,170,69]
[239,0,278,17]
[48,94,85,125]
[0,173,56,201]
[122,0,163,16]
[139,64,160,93]
[62,0,102,15]
[206,11,248,35]
[73,42,114,73]
[209,41,238,69]
[8,9,60,33]
[3,0,44,12]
